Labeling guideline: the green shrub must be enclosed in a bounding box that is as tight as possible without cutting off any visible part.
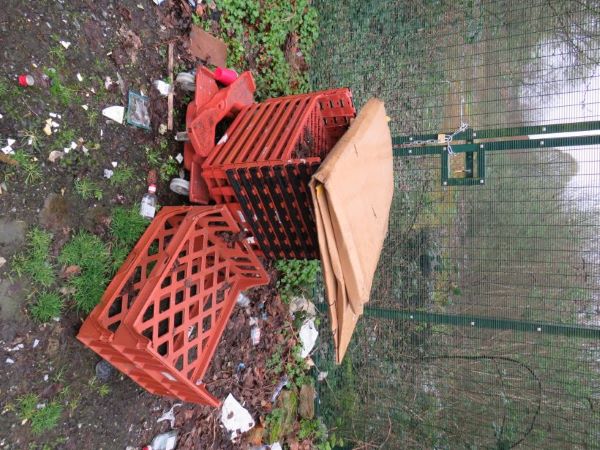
[12,228,55,287]
[274,259,320,302]
[30,291,63,322]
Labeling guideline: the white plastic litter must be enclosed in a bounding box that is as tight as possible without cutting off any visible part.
[251,326,261,345]
[59,40,71,49]
[102,106,125,124]
[33,339,40,349]
[175,153,184,164]
[221,394,255,440]
[236,292,251,308]
[111,161,118,168]
[103,169,114,179]
[153,0,166,4]
[76,73,83,82]
[1,138,15,155]
[217,133,228,145]
[0,256,6,268]
[299,319,318,358]
[81,104,89,111]
[5,358,14,364]
[8,343,24,352]
[156,403,182,428]
[271,443,282,450]
[153,80,172,96]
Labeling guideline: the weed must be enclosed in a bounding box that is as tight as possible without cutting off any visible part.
[44,68,76,106]
[54,127,76,151]
[49,45,66,67]
[192,13,202,26]
[88,377,111,398]
[12,228,55,287]
[12,150,42,185]
[145,145,162,167]
[18,129,42,152]
[274,259,320,302]
[59,231,110,313]
[87,110,99,127]
[110,164,135,186]
[18,394,62,435]
[30,291,63,322]
[74,178,103,201]
[160,155,179,181]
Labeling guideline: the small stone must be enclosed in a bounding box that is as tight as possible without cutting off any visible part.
[95,360,114,381]
[5,358,14,364]
[0,256,6,268]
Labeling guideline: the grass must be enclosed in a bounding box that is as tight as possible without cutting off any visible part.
[59,231,111,313]
[110,206,150,271]
[274,259,320,302]
[109,164,135,186]
[12,150,42,185]
[74,178,103,201]
[12,228,55,288]
[18,394,62,435]
[30,291,63,322]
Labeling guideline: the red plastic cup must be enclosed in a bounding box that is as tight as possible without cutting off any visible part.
[18,74,34,87]
[213,67,238,86]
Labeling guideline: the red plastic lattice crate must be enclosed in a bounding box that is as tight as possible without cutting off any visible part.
[77,205,268,405]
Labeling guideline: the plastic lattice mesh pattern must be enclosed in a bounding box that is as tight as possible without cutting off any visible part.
[113,205,268,406]
[202,88,355,203]
[312,1,600,448]
[79,206,268,406]
[226,160,320,260]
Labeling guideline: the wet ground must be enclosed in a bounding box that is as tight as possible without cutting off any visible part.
[0,1,289,448]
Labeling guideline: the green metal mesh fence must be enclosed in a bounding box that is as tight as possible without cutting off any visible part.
[310,0,600,448]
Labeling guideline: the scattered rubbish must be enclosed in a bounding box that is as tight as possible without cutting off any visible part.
[175,153,184,164]
[0,182,7,194]
[43,374,49,382]
[104,76,113,90]
[81,104,89,111]
[270,443,282,450]
[143,430,178,450]
[32,339,40,349]
[175,72,195,92]
[236,292,251,307]
[95,359,114,382]
[236,362,246,374]
[8,343,24,352]
[153,0,165,4]
[156,403,182,428]
[167,43,174,131]
[0,256,6,268]
[251,325,261,345]
[102,105,125,124]
[153,80,172,97]
[158,123,167,135]
[126,91,151,129]
[270,376,288,403]
[76,73,83,82]
[289,296,317,318]
[48,112,60,118]
[214,67,238,86]
[48,151,64,164]
[111,161,118,168]
[137,3,144,9]
[103,169,114,179]
[140,183,158,219]
[221,394,255,440]
[299,319,318,358]
[59,40,71,49]
[5,358,15,364]
[82,145,89,155]
[18,74,35,87]
[317,371,328,381]
[1,138,15,155]
[189,26,228,68]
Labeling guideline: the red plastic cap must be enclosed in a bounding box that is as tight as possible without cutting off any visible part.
[213,67,238,86]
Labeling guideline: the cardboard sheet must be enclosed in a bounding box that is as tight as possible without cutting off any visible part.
[310,98,393,363]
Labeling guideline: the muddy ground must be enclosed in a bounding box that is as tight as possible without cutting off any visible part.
[0,1,298,448]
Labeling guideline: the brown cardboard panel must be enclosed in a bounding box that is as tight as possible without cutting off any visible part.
[189,26,228,68]
[311,98,393,363]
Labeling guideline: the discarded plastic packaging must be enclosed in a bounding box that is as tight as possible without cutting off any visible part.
[153,80,172,96]
[270,376,289,402]
[18,74,35,87]
[251,326,261,345]
[156,403,181,428]
[299,319,318,358]
[5,357,14,364]
[0,256,6,269]
[236,292,251,308]
[1,138,15,155]
[143,430,178,450]
[221,394,255,440]
[153,0,165,4]
[126,91,151,129]
[270,443,282,450]
[175,153,184,164]
[76,73,83,82]
[102,105,125,124]
[59,40,71,49]
[140,184,157,219]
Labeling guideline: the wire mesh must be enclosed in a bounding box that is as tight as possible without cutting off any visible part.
[311,0,600,448]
